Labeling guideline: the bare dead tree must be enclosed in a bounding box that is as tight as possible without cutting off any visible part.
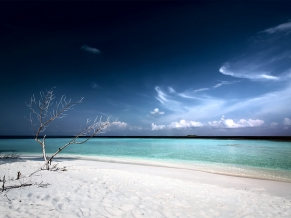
[26,87,110,170]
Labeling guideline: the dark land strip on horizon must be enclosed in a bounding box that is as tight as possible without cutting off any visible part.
[1,136,291,141]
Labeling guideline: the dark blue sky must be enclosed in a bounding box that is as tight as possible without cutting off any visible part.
[1,1,291,136]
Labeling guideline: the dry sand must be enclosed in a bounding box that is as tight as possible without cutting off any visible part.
[1,157,291,217]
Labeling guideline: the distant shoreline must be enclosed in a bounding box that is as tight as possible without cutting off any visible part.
[1,135,291,141]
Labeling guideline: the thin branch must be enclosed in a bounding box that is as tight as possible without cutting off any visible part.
[26,88,83,144]
[44,116,110,168]
[1,176,5,192]
[4,193,11,202]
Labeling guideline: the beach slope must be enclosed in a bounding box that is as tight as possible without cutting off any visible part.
[1,158,291,217]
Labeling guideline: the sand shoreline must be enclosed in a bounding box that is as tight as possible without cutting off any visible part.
[1,157,291,217]
[17,154,291,183]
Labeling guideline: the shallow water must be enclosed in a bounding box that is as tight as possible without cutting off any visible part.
[1,138,291,181]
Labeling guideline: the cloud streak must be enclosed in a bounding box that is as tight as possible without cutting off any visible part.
[223,84,291,117]
[219,63,280,81]
[167,80,239,101]
[213,80,240,88]
[81,45,101,54]
[263,21,291,34]
[154,82,291,127]
[154,85,226,121]
[219,21,291,82]
[155,86,184,112]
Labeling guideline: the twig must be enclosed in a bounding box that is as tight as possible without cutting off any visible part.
[37,181,50,188]
[29,168,42,177]
[4,183,33,190]
[2,176,5,192]
[16,171,21,180]
[0,152,20,159]
[4,193,11,202]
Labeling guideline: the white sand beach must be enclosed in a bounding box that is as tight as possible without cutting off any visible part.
[1,157,291,218]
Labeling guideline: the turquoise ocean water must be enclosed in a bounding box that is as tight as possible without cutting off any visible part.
[1,138,291,182]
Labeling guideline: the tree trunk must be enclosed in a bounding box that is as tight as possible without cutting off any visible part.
[41,136,50,170]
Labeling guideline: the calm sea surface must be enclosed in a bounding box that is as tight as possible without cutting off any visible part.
[1,138,291,182]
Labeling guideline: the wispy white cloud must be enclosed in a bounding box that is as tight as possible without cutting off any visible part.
[176,89,209,99]
[263,21,291,34]
[213,80,240,88]
[223,84,291,117]
[175,81,237,99]
[208,116,264,128]
[219,64,280,81]
[168,86,176,94]
[154,82,291,126]
[155,86,169,104]
[150,108,164,115]
[150,22,291,132]
[152,119,203,130]
[154,85,226,120]
[177,92,202,99]
[193,88,209,93]
[155,86,184,112]
[152,116,265,131]
[164,86,209,100]
[81,45,101,54]
[219,21,291,82]
[111,121,128,129]
[150,116,291,133]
